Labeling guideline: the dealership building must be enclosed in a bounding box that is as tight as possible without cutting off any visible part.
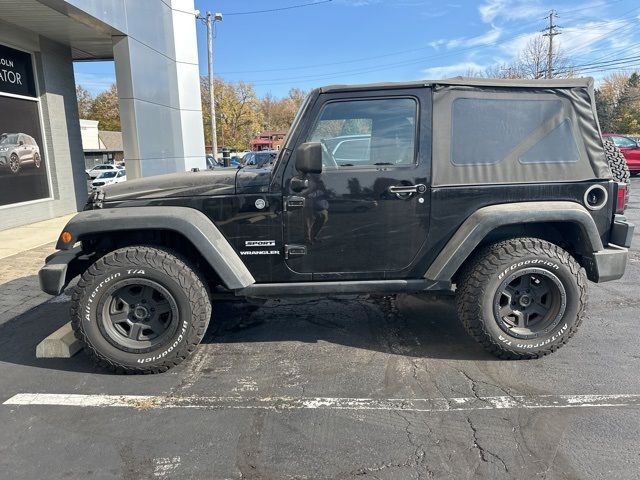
[0,0,206,230]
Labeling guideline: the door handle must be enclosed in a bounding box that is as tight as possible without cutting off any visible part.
[388,184,427,194]
[284,196,305,211]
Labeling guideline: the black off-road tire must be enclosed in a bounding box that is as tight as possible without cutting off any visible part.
[456,238,587,359]
[34,152,41,168]
[71,246,211,374]
[603,138,630,185]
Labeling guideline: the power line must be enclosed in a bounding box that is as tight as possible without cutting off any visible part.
[219,9,639,79]
[556,0,624,16]
[223,0,332,16]
[563,54,640,71]
[215,17,546,75]
[210,3,640,87]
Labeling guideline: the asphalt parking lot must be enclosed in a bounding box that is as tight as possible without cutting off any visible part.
[1,181,640,480]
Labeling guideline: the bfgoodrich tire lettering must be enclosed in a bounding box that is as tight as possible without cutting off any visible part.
[456,238,587,359]
[71,246,211,373]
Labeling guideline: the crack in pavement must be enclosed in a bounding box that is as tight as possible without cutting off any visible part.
[396,411,434,479]
[466,417,509,474]
[457,369,520,407]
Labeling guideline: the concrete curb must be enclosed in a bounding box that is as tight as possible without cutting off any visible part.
[36,322,82,358]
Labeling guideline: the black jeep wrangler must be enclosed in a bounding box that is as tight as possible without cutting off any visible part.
[40,77,634,373]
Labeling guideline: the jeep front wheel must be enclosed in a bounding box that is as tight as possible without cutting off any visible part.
[456,238,587,359]
[71,246,211,373]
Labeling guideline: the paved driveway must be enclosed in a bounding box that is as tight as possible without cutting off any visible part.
[1,180,639,479]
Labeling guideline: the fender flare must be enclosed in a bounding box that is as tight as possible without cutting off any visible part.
[57,206,255,290]
[424,201,604,282]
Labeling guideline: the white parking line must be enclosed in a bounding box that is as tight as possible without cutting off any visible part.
[4,393,640,413]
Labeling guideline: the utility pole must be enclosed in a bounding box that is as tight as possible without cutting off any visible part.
[542,10,561,79]
[206,12,216,160]
[199,11,223,161]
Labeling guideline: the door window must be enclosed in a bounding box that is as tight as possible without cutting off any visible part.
[307,98,417,168]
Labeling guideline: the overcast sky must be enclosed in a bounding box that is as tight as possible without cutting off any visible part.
[73,0,640,98]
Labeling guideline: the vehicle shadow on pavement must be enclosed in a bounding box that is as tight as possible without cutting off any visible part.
[0,288,495,375]
[0,277,101,374]
[207,294,498,361]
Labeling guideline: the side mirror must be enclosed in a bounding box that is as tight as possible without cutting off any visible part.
[295,142,322,174]
[19,140,24,146]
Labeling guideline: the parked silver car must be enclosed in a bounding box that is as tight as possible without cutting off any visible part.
[0,132,42,174]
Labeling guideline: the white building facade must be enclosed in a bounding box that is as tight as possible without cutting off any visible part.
[0,0,205,230]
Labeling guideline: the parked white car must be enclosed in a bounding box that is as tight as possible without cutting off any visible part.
[86,164,123,179]
[91,169,126,189]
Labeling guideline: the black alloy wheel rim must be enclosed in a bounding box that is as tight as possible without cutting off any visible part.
[9,154,19,173]
[100,278,179,351]
[493,267,566,339]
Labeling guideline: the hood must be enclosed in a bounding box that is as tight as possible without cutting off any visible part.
[102,169,238,202]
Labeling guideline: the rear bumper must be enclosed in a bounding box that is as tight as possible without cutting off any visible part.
[591,216,634,283]
[38,247,83,296]
[593,245,629,283]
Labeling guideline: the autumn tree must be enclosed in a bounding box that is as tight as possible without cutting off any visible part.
[259,88,308,133]
[201,77,263,150]
[76,85,94,119]
[75,83,121,130]
[596,72,640,134]
[76,78,309,149]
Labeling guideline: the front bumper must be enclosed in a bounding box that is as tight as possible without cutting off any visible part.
[38,247,83,295]
[591,216,634,283]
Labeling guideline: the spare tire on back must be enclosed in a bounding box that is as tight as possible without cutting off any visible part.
[603,138,630,184]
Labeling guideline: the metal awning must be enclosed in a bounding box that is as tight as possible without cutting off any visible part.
[0,0,118,60]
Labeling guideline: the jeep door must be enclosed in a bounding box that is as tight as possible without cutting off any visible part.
[282,88,431,277]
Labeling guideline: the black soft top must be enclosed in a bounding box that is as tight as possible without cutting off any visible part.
[314,77,610,185]
[318,77,594,94]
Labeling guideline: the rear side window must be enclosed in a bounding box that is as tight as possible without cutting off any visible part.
[307,98,417,168]
[451,98,579,165]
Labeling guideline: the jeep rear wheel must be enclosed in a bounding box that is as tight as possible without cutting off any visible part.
[8,153,20,174]
[34,152,41,168]
[71,246,211,373]
[456,238,587,359]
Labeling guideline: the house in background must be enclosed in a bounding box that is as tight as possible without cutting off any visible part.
[80,119,124,169]
[250,131,287,151]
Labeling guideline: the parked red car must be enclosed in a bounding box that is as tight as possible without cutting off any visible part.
[603,133,640,175]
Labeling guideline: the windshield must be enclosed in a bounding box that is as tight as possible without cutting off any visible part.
[255,152,277,166]
[272,91,313,169]
[0,134,18,145]
[97,171,117,179]
[609,135,637,148]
